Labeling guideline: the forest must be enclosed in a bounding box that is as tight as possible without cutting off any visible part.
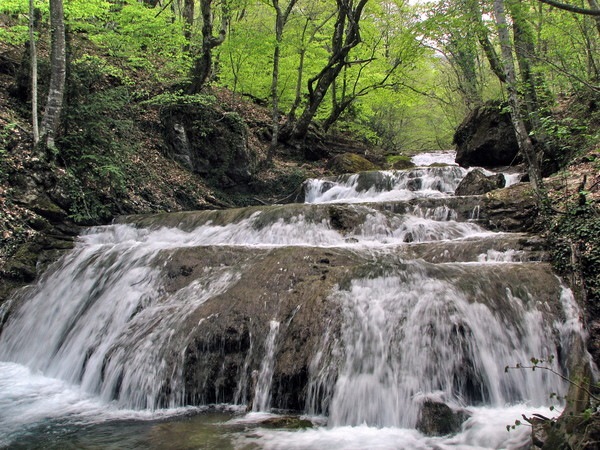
[1,0,600,447]
[2,0,599,156]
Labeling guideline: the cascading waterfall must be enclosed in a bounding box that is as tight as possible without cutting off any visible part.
[252,320,281,412]
[303,166,467,203]
[0,228,241,410]
[0,156,591,449]
[311,270,569,428]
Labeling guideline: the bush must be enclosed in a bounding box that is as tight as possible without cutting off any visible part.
[57,84,136,224]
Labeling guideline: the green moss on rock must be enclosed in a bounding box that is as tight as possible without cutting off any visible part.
[326,153,378,175]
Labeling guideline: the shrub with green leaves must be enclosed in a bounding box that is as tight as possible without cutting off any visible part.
[57,83,136,224]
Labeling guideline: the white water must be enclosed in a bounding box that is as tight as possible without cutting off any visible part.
[253,320,281,412]
[411,150,458,166]
[310,273,568,428]
[237,405,557,449]
[0,234,241,410]
[304,167,467,204]
[0,152,589,448]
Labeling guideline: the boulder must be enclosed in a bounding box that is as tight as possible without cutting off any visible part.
[454,169,506,196]
[480,183,539,232]
[326,153,378,175]
[416,400,470,436]
[257,416,314,429]
[388,156,415,170]
[453,101,521,168]
[162,104,257,185]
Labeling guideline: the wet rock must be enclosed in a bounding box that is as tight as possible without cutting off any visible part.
[258,416,314,429]
[480,183,539,232]
[454,169,506,196]
[328,205,362,232]
[416,400,470,436]
[390,156,415,170]
[453,101,521,168]
[326,153,378,175]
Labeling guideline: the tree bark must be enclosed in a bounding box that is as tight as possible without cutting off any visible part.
[588,0,600,37]
[40,0,66,152]
[269,0,298,158]
[183,0,195,52]
[189,0,229,93]
[493,0,543,192]
[537,0,600,15]
[465,0,507,83]
[29,0,39,145]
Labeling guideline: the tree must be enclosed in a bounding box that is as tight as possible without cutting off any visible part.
[189,0,230,93]
[39,0,66,153]
[269,0,299,156]
[536,0,600,16]
[183,0,195,52]
[322,0,416,132]
[280,0,369,141]
[29,0,39,144]
[493,0,543,191]
[286,4,337,124]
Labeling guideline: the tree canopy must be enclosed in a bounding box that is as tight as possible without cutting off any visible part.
[1,0,599,154]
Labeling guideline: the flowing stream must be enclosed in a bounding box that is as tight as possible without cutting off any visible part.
[0,152,588,449]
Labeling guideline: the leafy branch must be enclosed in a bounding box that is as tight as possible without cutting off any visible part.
[505,356,600,404]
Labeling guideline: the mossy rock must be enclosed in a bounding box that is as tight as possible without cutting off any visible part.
[387,155,415,170]
[326,153,378,175]
[258,416,314,429]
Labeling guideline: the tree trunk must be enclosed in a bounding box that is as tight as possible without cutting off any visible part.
[493,0,543,193]
[281,0,368,141]
[29,0,39,145]
[590,0,600,28]
[189,0,228,93]
[40,0,66,153]
[183,0,195,52]
[465,0,507,83]
[269,0,297,158]
[509,0,543,125]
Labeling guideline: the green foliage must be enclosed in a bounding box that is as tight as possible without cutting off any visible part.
[58,76,136,223]
[549,203,600,305]
[142,91,216,108]
[94,0,189,80]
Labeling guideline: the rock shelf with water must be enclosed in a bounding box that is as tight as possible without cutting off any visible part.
[0,162,590,449]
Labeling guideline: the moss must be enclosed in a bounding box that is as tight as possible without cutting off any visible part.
[387,155,415,170]
[326,152,378,174]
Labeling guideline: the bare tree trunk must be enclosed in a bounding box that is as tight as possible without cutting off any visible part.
[269,0,298,158]
[493,0,543,192]
[40,0,66,153]
[29,0,39,145]
[189,0,229,93]
[182,0,195,52]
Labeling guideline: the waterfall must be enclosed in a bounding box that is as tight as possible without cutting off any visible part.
[252,320,281,412]
[0,229,240,410]
[312,269,568,428]
[303,167,467,203]
[0,159,591,448]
